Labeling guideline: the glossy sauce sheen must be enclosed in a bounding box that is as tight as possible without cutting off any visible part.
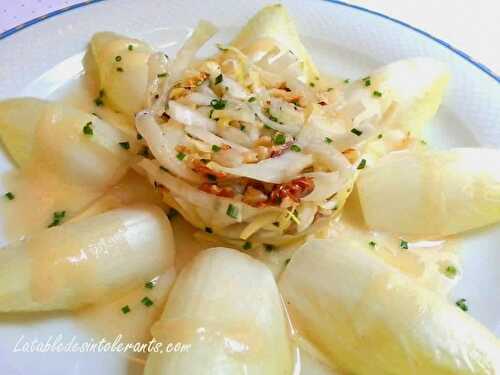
[29,75,460,374]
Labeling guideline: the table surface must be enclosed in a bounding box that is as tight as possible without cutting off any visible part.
[0,0,499,74]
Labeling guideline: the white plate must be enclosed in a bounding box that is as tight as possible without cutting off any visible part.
[0,0,499,374]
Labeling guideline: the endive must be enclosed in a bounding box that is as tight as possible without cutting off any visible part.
[0,100,137,240]
[357,148,500,236]
[230,4,319,82]
[144,247,293,375]
[0,205,175,312]
[279,239,500,375]
[89,32,153,115]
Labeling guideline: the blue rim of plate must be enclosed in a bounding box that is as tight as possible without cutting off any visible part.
[0,0,498,83]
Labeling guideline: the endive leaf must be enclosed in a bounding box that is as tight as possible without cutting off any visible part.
[280,238,500,375]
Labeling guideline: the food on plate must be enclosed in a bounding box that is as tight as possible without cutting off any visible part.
[0,3,498,374]
[89,32,154,115]
[357,148,500,236]
[144,247,293,374]
[0,205,175,312]
[280,238,500,374]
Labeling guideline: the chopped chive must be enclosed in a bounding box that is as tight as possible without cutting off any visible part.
[118,141,130,150]
[116,67,124,72]
[357,159,367,170]
[268,114,279,122]
[157,73,168,78]
[364,79,371,87]
[400,240,409,250]
[377,134,383,139]
[210,98,226,110]
[138,146,150,157]
[243,241,252,250]
[285,258,291,265]
[248,96,256,103]
[145,281,155,289]
[290,144,302,152]
[167,209,178,220]
[141,296,154,307]
[94,97,104,106]
[211,144,221,152]
[82,121,94,136]
[240,125,246,131]
[214,74,223,85]
[273,133,286,145]
[368,241,377,248]
[325,137,333,144]
[456,298,468,312]
[327,87,334,92]
[226,204,238,219]
[121,305,131,314]
[176,152,186,161]
[48,210,66,228]
[351,128,363,136]
[263,124,272,129]
[445,265,457,278]
[159,166,168,172]
[4,192,15,200]
[208,109,214,119]
[343,79,350,84]
[128,44,134,51]
[421,140,428,145]
[264,244,275,252]
[309,82,315,87]
[205,227,213,234]
[373,90,383,97]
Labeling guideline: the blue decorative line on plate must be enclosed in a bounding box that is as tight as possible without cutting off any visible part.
[0,0,498,83]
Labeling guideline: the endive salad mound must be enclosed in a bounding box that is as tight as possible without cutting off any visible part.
[125,5,451,246]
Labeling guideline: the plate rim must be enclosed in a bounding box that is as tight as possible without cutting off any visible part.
[0,0,498,84]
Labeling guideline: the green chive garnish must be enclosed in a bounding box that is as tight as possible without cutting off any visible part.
[290,144,302,152]
[83,122,93,136]
[273,133,286,145]
[176,152,186,161]
[118,141,130,150]
[264,244,275,252]
[248,97,256,103]
[121,305,131,314]
[210,98,226,110]
[145,281,155,289]
[456,298,468,312]
[325,137,333,144]
[243,241,252,250]
[373,90,382,97]
[157,73,168,78]
[141,296,154,307]
[4,192,14,200]
[369,241,376,248]
[48,210,66,228]
[116,67,124,72]
[400,240,409,250]
[351,128,363,136]
[211,144,221,152]
[128,45,133,51]
[357,159,367,170]
[226,204,238,219]
[215,74,223,85]
[445,265,457,278]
